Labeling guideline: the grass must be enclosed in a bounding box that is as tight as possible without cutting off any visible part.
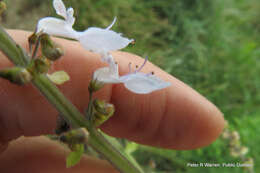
[2,0,259,172]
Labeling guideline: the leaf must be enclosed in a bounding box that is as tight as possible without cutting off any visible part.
[125,142,139,155]
[47,71,70,85]
[66,144,85,168]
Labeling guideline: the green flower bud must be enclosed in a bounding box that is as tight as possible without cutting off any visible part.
[60,128,89,145]
[93,99,114,127]
[88,79,104,92]
[28,33,38,45]
[0,67,32,85]
[40,34,64,61]
[33,58,51,74]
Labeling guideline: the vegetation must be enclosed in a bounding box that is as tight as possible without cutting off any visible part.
[3,0,259,172]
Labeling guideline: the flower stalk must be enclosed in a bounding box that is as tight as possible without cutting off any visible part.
[0,26,144,173]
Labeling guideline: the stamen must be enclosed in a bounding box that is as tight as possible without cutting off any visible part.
[136,56,148,72]
[128,62,132,73]
[151,71,154,75]
[106,17,117,30]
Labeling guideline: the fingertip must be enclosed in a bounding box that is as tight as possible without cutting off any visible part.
[181,104,225,150]
[154,88,225,150]
[194,106,225,149]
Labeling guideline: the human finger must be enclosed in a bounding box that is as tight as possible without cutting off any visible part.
[0,30,224,150]
[0,136,118,173]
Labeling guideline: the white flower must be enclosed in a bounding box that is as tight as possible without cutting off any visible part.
[36,0,133,64]
[77,17,134,62]
[36,0,78,39]
[93,61,120,83]
[36,0,170,94]
[93,57,171,94]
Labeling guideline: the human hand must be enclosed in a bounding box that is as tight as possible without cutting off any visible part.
[0,30,225,173]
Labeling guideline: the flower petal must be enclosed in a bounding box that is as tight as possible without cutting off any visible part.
[36,17,78,39]
[78,27,134,54]
[66,7,75,26]
[53,0,67,19]
[121,73,171,94]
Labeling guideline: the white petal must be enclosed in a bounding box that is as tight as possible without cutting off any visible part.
[106,17,117,30]
[36,17,78,39]
[121,73,171,94]
[66,7,75,26]
[53,0,67,19]
[78,27,134,53]
[93,66,120,84]
[100,53,117,67]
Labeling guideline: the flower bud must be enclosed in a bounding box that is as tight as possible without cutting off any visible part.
[60,128,89,145]
[28,33,38,45]
[40,34,64,61]
[33,58,51,74]
[88,79,104,92]
[0,67,32,85]
[93,99,114,115]
[93,99,114,127]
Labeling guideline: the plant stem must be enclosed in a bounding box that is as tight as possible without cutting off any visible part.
[32,74,87,128]
[88,129,143,173]
[0,26,144,173]
[33,75,142,173]
[0,27,29,66]
[86,90,93,121]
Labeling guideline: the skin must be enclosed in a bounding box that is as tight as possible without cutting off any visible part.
[0,30,225,172]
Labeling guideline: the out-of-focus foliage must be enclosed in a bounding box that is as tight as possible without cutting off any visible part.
[3,0,259,172]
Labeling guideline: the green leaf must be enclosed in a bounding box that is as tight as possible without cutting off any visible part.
[125,142,139,155]
[47,71,70,85]
[66,144,85,168]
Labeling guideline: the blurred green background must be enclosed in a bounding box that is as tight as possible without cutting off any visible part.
[2,0,259,172]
